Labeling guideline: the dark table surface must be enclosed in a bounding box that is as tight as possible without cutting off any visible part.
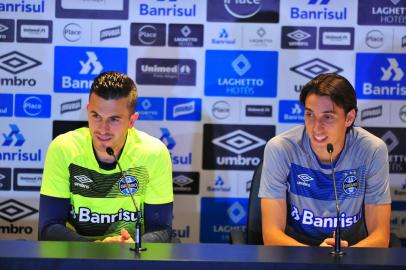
[0,240,405,270]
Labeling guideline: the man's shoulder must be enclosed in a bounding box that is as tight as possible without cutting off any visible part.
[51,127,90,151]
[350,127,386,149]
[128,128,167,152]
[268,126,304,148]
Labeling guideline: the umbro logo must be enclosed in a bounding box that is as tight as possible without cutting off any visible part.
[0,199,38,222]
[290,58,343,79]
[287,30,311,41]
[74,175,93,184]
[212,129,266,155]
[173,175,194,187]
[298,174,314,182]
[0,51,41,74]
[381,131,399,153]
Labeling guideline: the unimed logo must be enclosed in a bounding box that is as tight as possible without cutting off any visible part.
[0,199,37,235]
[136,58,196,86]
[203,124,274,170]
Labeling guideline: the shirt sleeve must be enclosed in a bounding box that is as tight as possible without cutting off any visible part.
[143,140,174,205]
[364,140,391,205]
[40,136,71,198]
[258,137,290,199]
[39,194,90,241]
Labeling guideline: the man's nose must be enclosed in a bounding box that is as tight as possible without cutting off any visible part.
[99,120,110,132]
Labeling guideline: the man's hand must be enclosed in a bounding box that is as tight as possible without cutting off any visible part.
[320,236,348,248]
[96,229,135,243]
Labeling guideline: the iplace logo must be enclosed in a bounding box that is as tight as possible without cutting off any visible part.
[131,23,166,46]
[207,0,279,23]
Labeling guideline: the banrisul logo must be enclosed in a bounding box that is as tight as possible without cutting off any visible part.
[290,0,348,21]
[0,93,12,117]
[279,100,305,123]
[160,127,192,166]
[0,124,42,162]
[54,46,127,93]
[200,198,248,243]
[205,50,278,97]
[207,0,280,23]
[0,0,45,13]
[136,97,164,121]
[166,98,201,121]
[358,0,406,26]
[203,124,274,170]
[356,53,406,100]
[15,94,51,118]
[138,0,197,17]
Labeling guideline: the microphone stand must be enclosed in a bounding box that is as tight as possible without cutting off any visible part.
[106,147,147,253]
[327,144,345,256]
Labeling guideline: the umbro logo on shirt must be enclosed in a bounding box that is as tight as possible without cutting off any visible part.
[73,175,92,189]
[297,174,314,187]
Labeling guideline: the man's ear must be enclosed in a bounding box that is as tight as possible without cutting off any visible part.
[345,109,356,127]
[130,112,139,127]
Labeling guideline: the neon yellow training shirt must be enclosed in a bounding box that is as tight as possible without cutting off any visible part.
[40,127,173,240]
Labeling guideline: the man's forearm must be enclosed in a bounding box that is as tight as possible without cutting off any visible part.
[40,223,90,242]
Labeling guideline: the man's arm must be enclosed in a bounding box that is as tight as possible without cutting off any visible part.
[261,198,306,246]
[352,204,391,248]
[38,194,90,241]
[141,202,173,242]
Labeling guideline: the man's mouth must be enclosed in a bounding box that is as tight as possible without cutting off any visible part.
[313,134,327,143]
[96,134,112,142]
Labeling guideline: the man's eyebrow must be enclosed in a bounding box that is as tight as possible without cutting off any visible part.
[304,107,335,113]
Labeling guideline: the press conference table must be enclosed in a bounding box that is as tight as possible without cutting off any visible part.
[0,240,405,270]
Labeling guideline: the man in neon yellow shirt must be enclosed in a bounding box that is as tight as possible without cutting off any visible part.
[39,71,174,242]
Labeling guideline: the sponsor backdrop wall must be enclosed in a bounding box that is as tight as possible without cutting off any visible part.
[0,0,405,244]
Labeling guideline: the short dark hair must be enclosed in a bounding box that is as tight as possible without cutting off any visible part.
[299,73,358,130]
[90,71,138,113]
